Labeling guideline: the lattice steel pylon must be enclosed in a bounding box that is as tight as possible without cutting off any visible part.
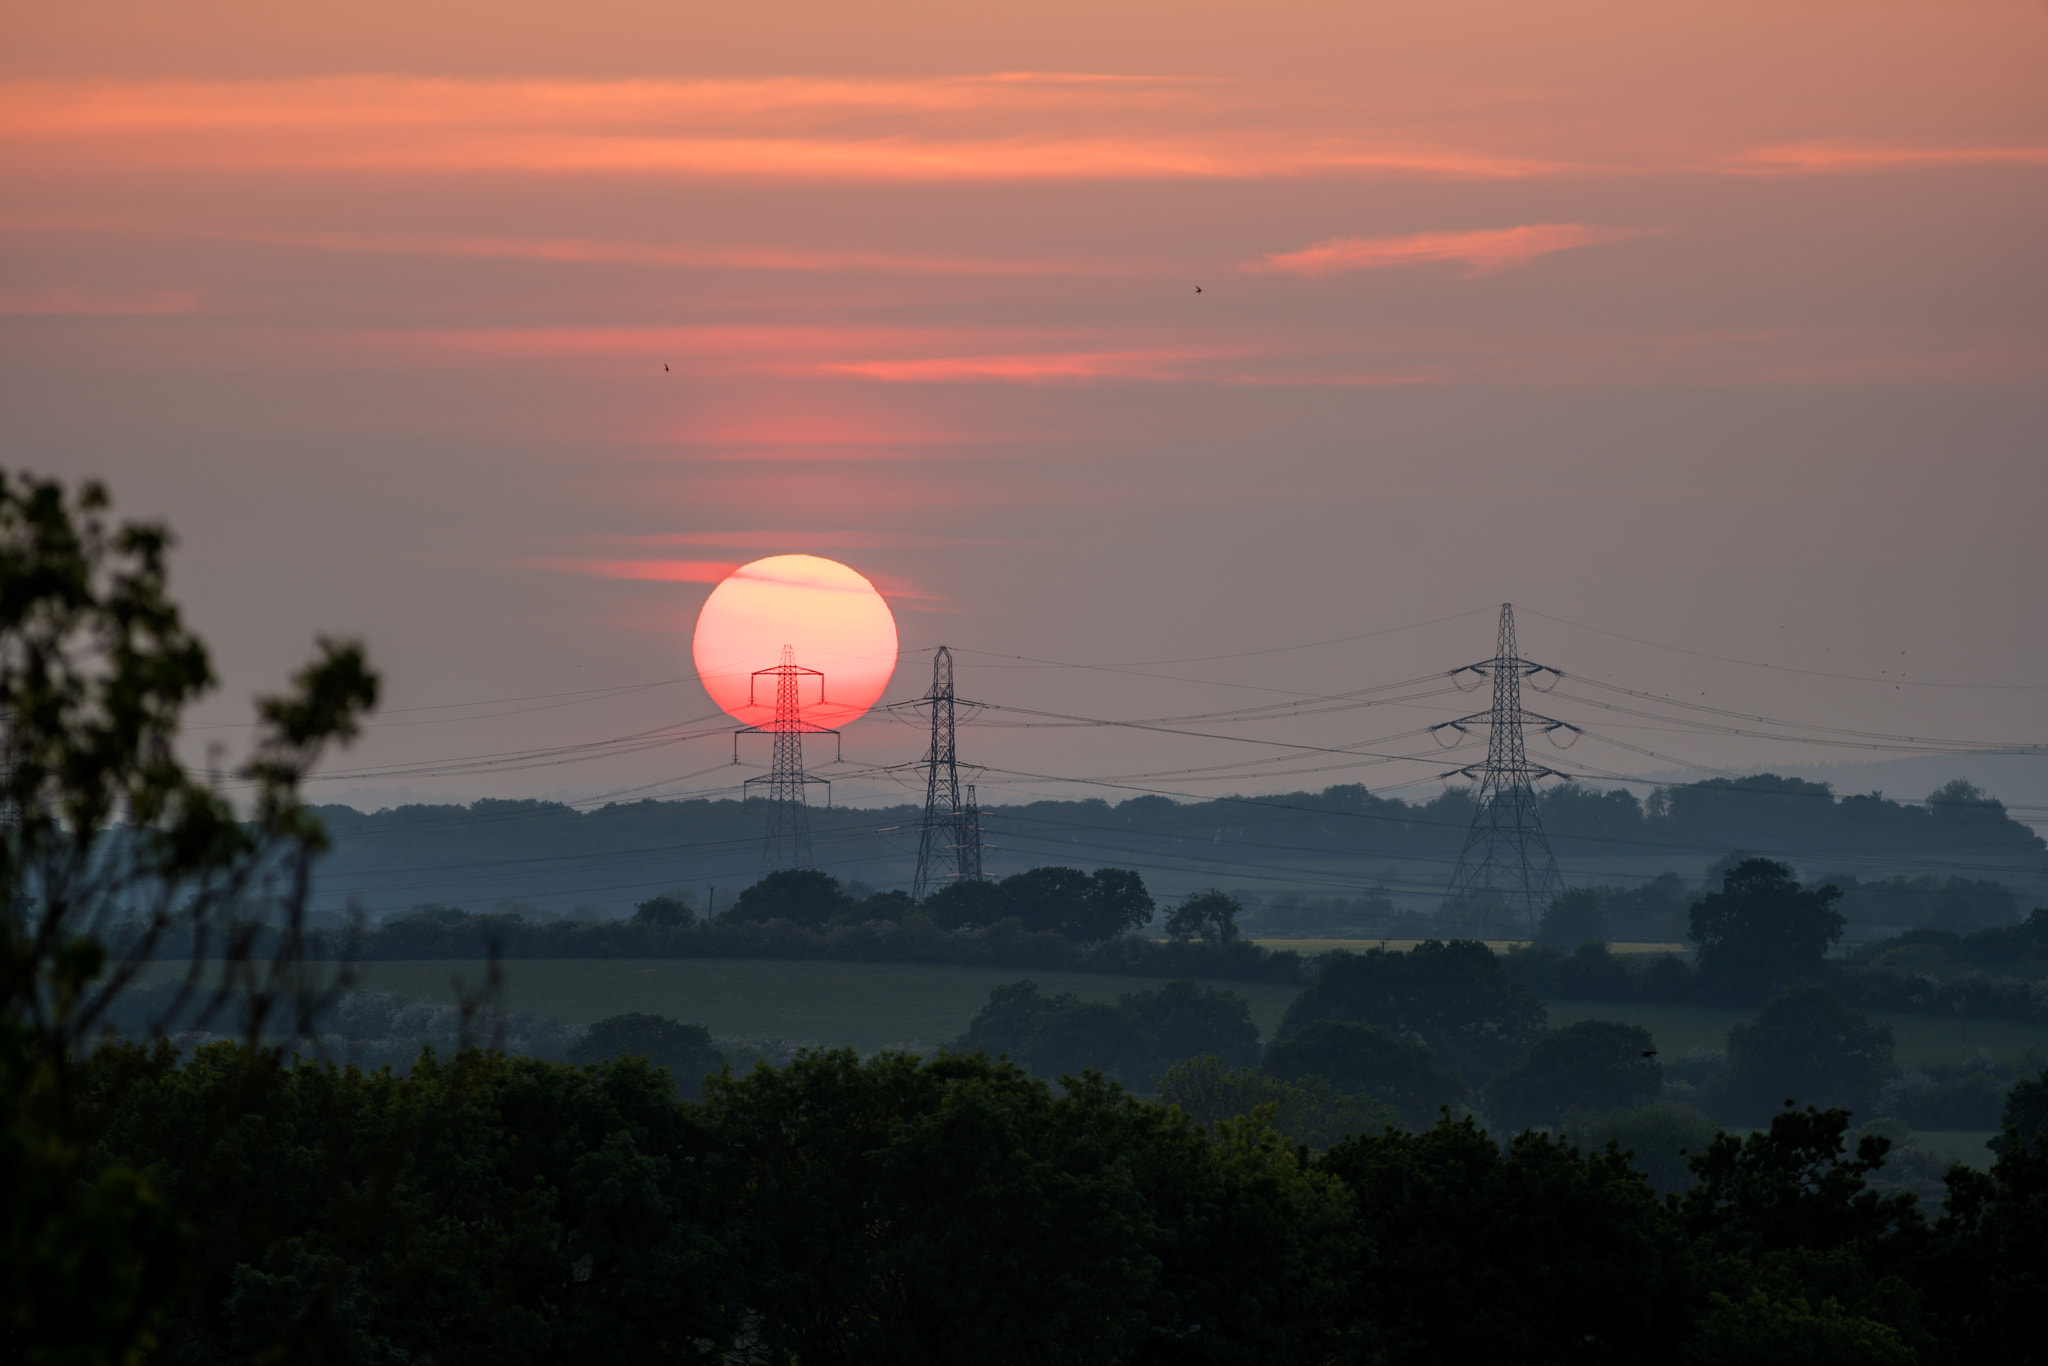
[912,646,984,899]
[1432,604,1580,935]
[733,645,840,873]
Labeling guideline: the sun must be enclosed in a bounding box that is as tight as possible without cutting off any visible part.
[691,555,900,728]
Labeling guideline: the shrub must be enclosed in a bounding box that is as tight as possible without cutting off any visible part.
[1724,985,1893,1122]
[566,1013,727,1100]
[1537,889,1610,948]
[1483,1020,1662,1132]
[1154,1054,1397,1150]
[1261,1020,1465,1129]
[723,869,853,928]
[1275,940,1547,1085]
[1119,979,1260,1071]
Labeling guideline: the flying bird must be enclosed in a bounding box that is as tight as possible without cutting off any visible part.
[664,364,670,372]
[1641,1049,1659,1059]
[1195,285,1202,293]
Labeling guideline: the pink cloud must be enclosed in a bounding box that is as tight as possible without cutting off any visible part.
[1726,142,2048,175]
[0,76,1573,183]
[0,286,201,314]
[523,558,738,583]
[1242,224,1645,278]
[819,350,1212,382]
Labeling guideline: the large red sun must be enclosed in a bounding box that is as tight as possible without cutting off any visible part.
[692,555,900,728]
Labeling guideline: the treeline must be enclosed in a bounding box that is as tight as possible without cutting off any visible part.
[60,1035,2048,1365]
[215,866,1319,986]
[300,773,2048,920]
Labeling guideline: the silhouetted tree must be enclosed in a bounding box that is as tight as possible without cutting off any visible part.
[1689,858,1846,998]
[1536,888,1609,948]
[1164,888,1242,945]
[1276,940,1547,1085]
[1482,1019,1661,1131]
[1262,1019,1466,1129]
[630,893,695,930]
[567,1012,725,1100]
[723,868,852,928]
[1120,979,1260,1070]
[1725,985,1893,1121]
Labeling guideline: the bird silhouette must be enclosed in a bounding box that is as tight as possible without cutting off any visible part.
[664,364,670,372]
[1195,285,1202,293]
[1641,1049,1659,1059]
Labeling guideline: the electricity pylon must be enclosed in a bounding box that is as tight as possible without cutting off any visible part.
[733,645,839,873]
[1432,604,1578,935]
[912,646,983,899]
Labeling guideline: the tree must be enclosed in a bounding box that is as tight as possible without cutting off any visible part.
[630,893,694,930]
[702,1047,1355,1364]
[1724,985,1893,1121]
[1536,888,1609,948]
[567,1012,726,1101]
[0,472,380,1364]
[1275,940,1548,1085]
[1154,1053,1397,1149]
[1988,1064,2048,1157]
[951,979,1147,1084]
[921,878,1006,930]
[1164,888,1242,945]
[1119,979,1260,1070]
[722,868,852,928]
[994,866,1154,942]
[1262,1019,1466,1129]
[1316,1117,1691,1364]
[1482,1019,1661,1132]
[1082,867,1155,940]
[996,866,1094,936]
[1689,858,1845,998]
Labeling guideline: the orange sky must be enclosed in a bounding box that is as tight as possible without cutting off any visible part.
[4,0,2045,812]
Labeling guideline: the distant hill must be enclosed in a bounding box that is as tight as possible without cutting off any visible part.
[307,775,2048,925]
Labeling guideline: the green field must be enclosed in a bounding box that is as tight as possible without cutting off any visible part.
[1548,999,2048,1069]
[321,958,1306,1052]
[233,959,2048,1070]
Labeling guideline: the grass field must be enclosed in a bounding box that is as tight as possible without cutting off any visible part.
[316,959,1308,1052]
[1548,999,2048,1068]
[193,959,2048,1070]
[1249,940,1686,956]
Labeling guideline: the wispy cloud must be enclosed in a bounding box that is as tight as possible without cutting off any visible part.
[521,557,738,583]
[819,350,1215,382]
[0,76,1570,183]
[1726,142,2048,175]
[1241,224,1645,278]
[0,286,201,314]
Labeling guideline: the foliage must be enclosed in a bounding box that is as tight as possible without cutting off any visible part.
[1537,887,1611,948]
[630,894,695,931]
[995,865,1155,942]
[1153,1053,1397,1150]
[566,1013,726,1101]
[1315,1115,1692,1364]
[1482,1019,1661,1132]
[0,472,379,1365]
[1275,939,1548,1084]
[1118,977,1261,1070]
[77,1042,741,1364]
[1988,1065,2048,1156]
[950,977,1260,1086]
[1688,858,1845,999]
[1164,888,1243,945]
[920,878,1006,931]
[699,1047,1355,1365]
[722,869,851,928]
[1260,1019,1466,1129]
[1561,1101,1723,1196]
[1724,985,1894,1122]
